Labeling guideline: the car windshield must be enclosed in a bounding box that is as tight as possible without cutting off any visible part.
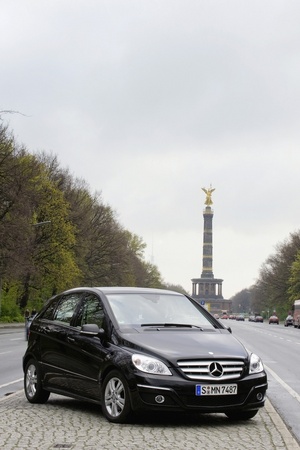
[106,293,215,328]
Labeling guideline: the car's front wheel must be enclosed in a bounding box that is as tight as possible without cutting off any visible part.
[225,409,258,420]
[101,370,132,423]
[24,359,50,404]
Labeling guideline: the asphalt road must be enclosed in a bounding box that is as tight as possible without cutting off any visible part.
[0,325,26,397]
[224,318,300,444]
[0,322,299,449]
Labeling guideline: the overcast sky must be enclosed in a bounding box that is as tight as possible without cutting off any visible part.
[2,1,300,298]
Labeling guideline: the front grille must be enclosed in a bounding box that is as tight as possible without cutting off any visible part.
[177,359,245,381]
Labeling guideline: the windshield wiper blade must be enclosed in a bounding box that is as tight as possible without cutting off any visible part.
[140,323,203,330]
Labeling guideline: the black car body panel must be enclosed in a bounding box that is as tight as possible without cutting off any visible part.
[118,329,248,361]
[23,287,267,420]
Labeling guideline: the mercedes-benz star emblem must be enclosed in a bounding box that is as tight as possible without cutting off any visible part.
[209,362,224,377]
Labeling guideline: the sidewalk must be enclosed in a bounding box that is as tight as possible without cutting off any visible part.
[0,391,299,450]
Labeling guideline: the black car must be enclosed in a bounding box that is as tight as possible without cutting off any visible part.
[23,287,267,423]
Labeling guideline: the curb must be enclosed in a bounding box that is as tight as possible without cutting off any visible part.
[265,398,299,449]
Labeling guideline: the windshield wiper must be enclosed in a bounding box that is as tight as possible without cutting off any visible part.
[140,323,203,330]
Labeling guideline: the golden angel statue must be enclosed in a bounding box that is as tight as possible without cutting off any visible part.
[202,185,215,206]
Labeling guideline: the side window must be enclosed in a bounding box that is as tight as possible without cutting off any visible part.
[53,293,83,326]
[75,293,104,328]
[40,297,61,320]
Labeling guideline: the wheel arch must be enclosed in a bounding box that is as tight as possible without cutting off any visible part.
[99,362,137,409]
[23,352,38,372]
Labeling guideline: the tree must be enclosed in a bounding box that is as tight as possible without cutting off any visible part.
[288,250,300,302]
[231,289,252,314]
[253,231,300,317]
[0,124,171,320]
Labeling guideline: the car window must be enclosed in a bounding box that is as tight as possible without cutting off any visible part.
[74,293,104,328]
[53,293,83,326]
[107,293,215,328]
[40,297,61,320]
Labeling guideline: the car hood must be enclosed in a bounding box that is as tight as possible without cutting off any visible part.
[118,329,249,362]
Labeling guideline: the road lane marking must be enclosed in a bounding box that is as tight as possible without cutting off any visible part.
[0,378,23,389]
[265,364,300,403]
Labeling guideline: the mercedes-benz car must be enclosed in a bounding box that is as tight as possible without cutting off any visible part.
[23,287,267,423]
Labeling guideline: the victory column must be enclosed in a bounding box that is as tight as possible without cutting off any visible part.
[191,185,232,314]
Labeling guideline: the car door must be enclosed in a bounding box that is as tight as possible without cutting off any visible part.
[62,291,110,400]
[39,292,84,389]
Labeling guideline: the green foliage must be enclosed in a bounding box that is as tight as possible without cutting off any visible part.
[3,120,300,323]
[162,283,189,295]
[241,231,300,319]
[0,283,24,322]
[230,289,252,314]
[288,250,300,301]
[0,123,172,321]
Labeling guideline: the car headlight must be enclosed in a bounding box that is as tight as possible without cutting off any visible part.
[132,354,172,376]
[249,353,264,374]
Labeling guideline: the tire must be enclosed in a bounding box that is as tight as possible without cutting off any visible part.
[225,410,258,421]
[101,370,132,423]
[24,359,50,404]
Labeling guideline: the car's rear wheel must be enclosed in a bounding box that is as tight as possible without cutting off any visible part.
[24,359,50,404]
[102,370,132,423]
[225,409,258,420]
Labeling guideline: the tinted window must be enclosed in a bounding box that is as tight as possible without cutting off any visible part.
[75,293,104,328]
[53,293,83,326]
[40,297,61,320]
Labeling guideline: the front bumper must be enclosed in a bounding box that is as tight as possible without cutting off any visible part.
[129,371,267,414]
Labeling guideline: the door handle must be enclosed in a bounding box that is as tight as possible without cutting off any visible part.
[67,336,75,343]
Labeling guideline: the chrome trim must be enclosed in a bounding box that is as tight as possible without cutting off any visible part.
[177,359,245,381]
[137,384,173,392]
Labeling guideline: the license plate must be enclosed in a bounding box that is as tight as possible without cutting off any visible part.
[195,384,237,396]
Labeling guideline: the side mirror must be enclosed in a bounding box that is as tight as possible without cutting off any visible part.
[81,324,105,337]
[227,327,232,334]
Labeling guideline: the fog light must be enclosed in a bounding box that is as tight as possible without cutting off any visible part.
[256,392,264,401]
[155,395,165,404]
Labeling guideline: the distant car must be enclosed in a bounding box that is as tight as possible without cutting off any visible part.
[269,315,279,325]
[25,313,37,340]
[23,286,267,423]
[221,314,228,319]
[255,316,264,323]
[248,316,255,322]
[284,315,293,327]
[229,314,236,320]
[236,314,245,321]
[213,313,220,319]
